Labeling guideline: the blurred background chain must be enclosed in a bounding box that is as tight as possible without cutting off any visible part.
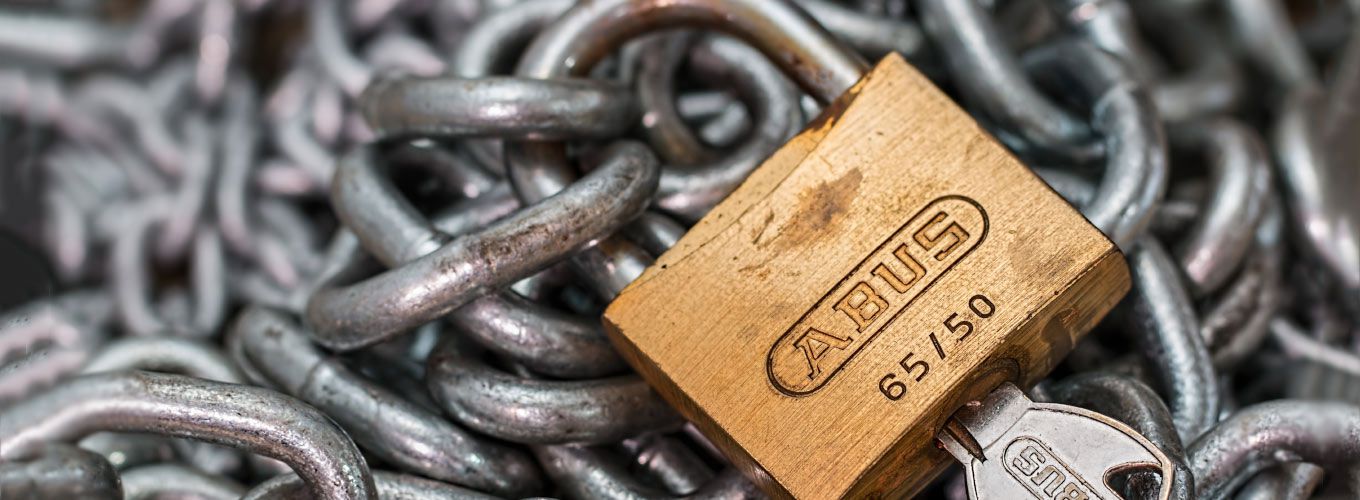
[0,0,1357,498]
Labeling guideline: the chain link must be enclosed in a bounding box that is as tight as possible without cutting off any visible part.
[0,0,1357,498]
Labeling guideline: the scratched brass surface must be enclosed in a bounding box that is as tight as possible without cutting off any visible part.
[604,54,1130,499]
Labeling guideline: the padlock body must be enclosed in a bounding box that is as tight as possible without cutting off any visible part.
[604,54,1129,499]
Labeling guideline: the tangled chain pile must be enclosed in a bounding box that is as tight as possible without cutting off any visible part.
[0,0,1357,498]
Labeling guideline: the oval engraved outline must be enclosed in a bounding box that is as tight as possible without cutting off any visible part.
[1002,436,1100,499]
[765,194,989,396]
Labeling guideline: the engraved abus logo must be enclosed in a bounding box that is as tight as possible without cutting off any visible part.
[766,195,988,396]
[1003,437,1101,500]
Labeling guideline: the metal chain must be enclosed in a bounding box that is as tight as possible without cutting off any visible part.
[0,0,1357,498]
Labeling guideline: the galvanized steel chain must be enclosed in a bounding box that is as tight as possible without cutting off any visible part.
[0,0,1356,498]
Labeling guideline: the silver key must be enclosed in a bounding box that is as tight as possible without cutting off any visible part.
[937,383,1173,500]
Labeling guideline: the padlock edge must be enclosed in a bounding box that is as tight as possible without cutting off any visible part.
[844,244,1130,499]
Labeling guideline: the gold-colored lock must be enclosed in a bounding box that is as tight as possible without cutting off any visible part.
[604,54,1130,498]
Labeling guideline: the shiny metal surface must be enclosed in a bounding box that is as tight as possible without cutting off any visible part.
[0,372,376,499]
[0,0,1355,497]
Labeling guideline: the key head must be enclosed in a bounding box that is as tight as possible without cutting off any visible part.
[939,384,1174,500]
[604,54,1130,498]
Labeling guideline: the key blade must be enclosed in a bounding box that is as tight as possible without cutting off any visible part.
[940,417,985,462]
[937,383,1037,465]
[948,383,1032,450]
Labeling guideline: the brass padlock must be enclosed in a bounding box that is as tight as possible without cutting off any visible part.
[604,53,1130,498]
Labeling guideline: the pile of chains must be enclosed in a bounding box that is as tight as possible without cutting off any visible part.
[0,0,1357,498]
